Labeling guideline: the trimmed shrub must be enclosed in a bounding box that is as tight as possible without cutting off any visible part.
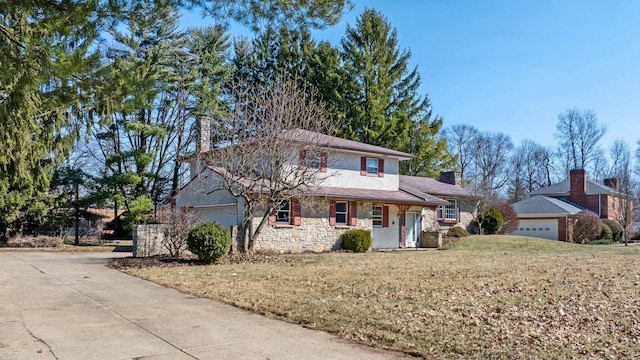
[573,211,602,244]
[187,222,231,263]
[341,229,372,253]
[602,219,623,242]
[632,231,640,240]
[480,208,503,235]
[599,223,613,241]
[447,226,470,238]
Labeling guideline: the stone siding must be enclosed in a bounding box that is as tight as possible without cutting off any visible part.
[251,201,373,253]
[132,224,171,257]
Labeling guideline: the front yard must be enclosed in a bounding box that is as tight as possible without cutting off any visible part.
[120,236,640,359]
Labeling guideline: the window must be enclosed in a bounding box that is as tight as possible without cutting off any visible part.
[437,200,457,221]
[335,202,348,225]
[275,200,290,223]
[366,158,378,175]
[372,206,383,227]
[306,151,321,169]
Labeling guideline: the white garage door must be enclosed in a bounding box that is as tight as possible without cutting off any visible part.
[196,206,238,229]
[512,219,559,240]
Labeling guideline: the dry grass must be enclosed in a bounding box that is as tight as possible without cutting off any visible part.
[121,236,640,359]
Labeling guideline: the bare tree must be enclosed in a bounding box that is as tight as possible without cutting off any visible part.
[445,124,480,185]
[200,75,335,251]
[554,108,606,171]
[162,207,201,258]
[508,140,556,201]
[609,139,637,245]
[472,131,513,193]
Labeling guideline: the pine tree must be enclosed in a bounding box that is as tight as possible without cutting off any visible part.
[339,9,452,176]
[0,0,100,233]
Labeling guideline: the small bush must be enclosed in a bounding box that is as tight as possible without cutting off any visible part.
[480,208,504,235]
[447,226,470,238]
[187,222,231,263]
[341,229,372,253]
[602,219,623,242]
[586,238,614,245]
[632,232,640,240]
[599,223,613,241]
[573,211,602,244]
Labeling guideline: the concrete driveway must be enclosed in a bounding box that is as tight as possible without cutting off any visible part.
[0,251,412,360]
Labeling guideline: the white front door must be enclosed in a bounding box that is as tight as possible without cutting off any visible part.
[405,212,420,247]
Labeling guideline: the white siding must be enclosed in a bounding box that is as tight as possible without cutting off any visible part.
[372,206,400,248]
[195,205,239,229]
[319,151,400,191]
[175,169,237,209]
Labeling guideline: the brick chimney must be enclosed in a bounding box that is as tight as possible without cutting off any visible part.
[604,178,619,190]
[196,116,211,153]
[439,171,461,186]
[569,169,586,204]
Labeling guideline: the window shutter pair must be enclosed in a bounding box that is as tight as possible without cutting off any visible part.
[268,199,301,226]
[329,200,357,226]
[359,157,384,177]
[299,150,327,173]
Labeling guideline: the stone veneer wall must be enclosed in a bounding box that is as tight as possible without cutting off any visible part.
[132,224,170,257]
[251,201,373,253]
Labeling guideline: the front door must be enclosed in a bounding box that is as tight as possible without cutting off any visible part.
[405,212,420,247]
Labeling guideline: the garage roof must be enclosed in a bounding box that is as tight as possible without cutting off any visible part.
[513,195,584,215]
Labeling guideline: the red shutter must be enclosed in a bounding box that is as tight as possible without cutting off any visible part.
[329,201,336,225]
[349,202,358,226]
[299,149,307,170]
[268,207,276,226]
[292,198,302,226]
[378,158,384,177]
[382,205,389,228]
[320,152,328,173]
[360,157,366,176]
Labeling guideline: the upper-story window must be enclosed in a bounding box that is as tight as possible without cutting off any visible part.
[366,158,378,175]
[437,200,457,222]
[360,157,384,177]
[299,150,327,173]
[306,151,321,169]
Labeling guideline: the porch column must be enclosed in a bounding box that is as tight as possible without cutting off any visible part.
[398,205,409,248]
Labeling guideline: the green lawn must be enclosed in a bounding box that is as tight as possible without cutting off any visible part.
[122,236,640,359]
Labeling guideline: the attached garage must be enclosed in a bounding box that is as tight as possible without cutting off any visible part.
[194,205,238,229]
[511,195,582,242]
[512,219,558,240]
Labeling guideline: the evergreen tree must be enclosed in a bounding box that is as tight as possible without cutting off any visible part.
[90,0,231,219]
[0,0,100,233]
[339,9,452,176]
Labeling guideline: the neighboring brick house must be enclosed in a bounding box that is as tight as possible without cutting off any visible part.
[512,169,633,241]
[175,129,469,252]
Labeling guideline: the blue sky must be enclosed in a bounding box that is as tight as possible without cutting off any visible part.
[181,0,640,152]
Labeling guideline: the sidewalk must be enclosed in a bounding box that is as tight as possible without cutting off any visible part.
[0,251,413,360]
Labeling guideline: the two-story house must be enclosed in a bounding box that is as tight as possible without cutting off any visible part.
[175,129,469,252]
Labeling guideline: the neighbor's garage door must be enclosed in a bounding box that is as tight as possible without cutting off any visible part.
[512,219,558,240]
[196,206,238,229]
